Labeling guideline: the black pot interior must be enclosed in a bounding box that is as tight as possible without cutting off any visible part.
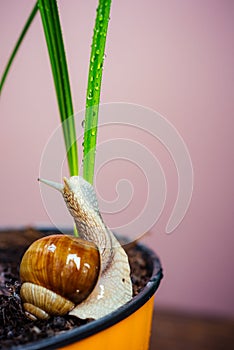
[0,227,163,350]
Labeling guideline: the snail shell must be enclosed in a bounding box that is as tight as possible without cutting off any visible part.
[20,234,100,320]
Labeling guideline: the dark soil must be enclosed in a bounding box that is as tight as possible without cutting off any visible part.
[0,228,152,349]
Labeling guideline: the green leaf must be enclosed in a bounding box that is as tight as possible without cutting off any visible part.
[83,0,112,184]
[38,0,78,176]
[0,3,38,93]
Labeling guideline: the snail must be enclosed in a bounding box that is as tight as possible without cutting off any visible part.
[20,176,132,320]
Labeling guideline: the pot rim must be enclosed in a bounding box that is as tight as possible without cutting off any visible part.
[3,228,163,350]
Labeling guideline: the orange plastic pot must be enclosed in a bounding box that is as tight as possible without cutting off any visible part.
[1,228,163,350]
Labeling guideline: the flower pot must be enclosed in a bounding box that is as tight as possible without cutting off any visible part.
[0,228,163,350]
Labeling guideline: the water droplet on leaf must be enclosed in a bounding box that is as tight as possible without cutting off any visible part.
[88,91,93,100]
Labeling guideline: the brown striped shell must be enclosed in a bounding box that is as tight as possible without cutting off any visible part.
[20,234,100,320]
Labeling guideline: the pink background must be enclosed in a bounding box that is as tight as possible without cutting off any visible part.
[1,1,234,318]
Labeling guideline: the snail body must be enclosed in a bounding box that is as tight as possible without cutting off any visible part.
[60,176,133,319]
[20,176,132,320]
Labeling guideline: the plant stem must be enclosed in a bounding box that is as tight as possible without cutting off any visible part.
[38,0,78,176]
[83,0,112,184]
[0,3,38,93]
